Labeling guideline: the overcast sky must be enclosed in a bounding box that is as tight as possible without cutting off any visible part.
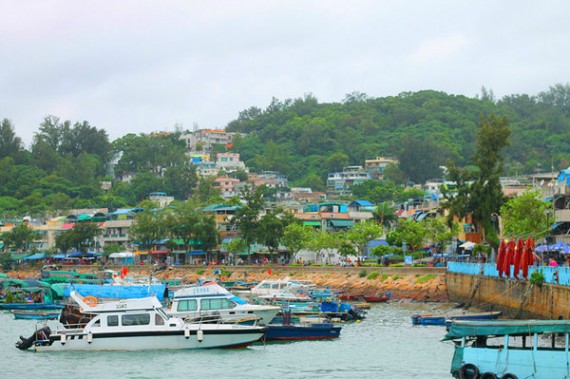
[1,1,568,147]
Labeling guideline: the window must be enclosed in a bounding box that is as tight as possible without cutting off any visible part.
[108,315,119,327]
[201,298,234,310]
[177,299,197,312]
[155,314,165,325]
[121,313,151,326]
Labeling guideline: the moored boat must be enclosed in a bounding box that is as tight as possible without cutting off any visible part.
[263,322,342,341]
[15,291,265,351]
[443,319,570,378]
[167,282,280,325]
[411,311,502,326]
[12,310,60,320]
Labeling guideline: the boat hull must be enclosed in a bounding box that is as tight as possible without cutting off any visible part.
[31,327,264,351]
[264,324,341,341]
[412,312,502,326]
[0,303,63,310]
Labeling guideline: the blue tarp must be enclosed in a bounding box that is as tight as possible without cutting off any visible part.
[64,283,167,301]
[23,253,46,261]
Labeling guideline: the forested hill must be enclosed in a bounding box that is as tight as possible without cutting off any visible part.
[1,85,570,216]
[226,86,570,187]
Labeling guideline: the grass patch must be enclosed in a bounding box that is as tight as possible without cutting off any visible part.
[414,274,438,284]
[196,269,205,275]
[392,275,401,281]
[359,269,367,278]
[381,274,390,281]
[367,272,379,280]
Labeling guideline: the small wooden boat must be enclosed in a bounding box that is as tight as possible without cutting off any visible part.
[363,293,391,303]
[411,311,502,326]
[12,310,60,320]
[363,296,390,303]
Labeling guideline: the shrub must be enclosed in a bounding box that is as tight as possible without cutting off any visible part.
[359,269,367,278]
[415,274,438,284]
[196,269,204,275]
[392,275,401,281]
[530,270,545,287]
[381,274,390,281]
[367,272,379,280]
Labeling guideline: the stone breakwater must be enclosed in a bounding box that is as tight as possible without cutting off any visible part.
[9,266,447,302]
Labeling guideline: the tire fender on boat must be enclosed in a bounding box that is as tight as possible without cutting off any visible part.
[458,363,479,379]
[479,372,498,379]
[501,374,518,379]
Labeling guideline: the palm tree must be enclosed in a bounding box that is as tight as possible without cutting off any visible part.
[373,202,397,228]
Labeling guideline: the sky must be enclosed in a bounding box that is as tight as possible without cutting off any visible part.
[1,1,569,147]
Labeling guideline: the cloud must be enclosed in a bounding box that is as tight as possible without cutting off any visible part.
[410,34,469,64]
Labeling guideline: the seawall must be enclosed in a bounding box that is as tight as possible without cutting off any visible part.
[446,271,570,319]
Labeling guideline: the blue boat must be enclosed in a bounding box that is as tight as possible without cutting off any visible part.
[411,311,502,326]
[444,319,570,378]
[264,323,342,341]
[12,310,60,320]
[0,302,64,310]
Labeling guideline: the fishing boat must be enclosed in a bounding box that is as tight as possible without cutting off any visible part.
[443,319,570,379]
[167,282,280,325]
[12,310,60,320]
[246,277,316,297]
[263,310,342,341]
[15,291,265,351]
[411,311,502,326]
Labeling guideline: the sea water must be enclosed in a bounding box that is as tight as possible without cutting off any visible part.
[0,302,456,379]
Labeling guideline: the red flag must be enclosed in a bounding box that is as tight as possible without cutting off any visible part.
[120,266,128,279]
[268,268,272,275]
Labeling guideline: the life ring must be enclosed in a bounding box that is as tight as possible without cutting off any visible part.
[501,374,518,379]
[83,296,98,307]
[480,373,498,379]
[458,363,479,379]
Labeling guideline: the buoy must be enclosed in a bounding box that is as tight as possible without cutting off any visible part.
[197,329,204,342]
[60,334,66,345]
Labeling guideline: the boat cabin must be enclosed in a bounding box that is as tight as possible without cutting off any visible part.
[444,319,570,378]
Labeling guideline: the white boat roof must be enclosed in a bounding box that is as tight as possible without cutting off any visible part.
[70,291,163,313]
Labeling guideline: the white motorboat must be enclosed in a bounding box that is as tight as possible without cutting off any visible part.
[16,291,265,352]
[247,277,316,297]
[168,283,280,325]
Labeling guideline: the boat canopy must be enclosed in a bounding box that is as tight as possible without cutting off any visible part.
[443,319,570,340]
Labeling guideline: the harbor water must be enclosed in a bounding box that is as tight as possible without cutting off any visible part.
[0,302,455,379]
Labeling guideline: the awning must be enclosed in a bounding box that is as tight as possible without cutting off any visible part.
[151,250,169,255]
[109,252,133,258]
[330,220,354,227]
[62,223,75,229]
[23,253,46,261]
[551,222,568,231]
[303,221,321,227]
[10,253,31,261]
[187,250,205,256]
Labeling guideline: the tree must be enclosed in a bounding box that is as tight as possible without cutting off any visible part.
[372,202,398,228]
[130,211,165,251]
[397,136,446,184]
[230,187,266,263]
[345,220,384,258]
[258,208,295,262]
[442,114,510,249]
[2,223,38,251]
[500,190,549,240]
[102,243,124,263]
[387,218,427,252]
[282,222,313,262]
[55,222,102,253]
[0,119,23,160]
[423,216,460,253]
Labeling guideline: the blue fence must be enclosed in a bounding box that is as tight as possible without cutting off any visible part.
[447,262,570,286]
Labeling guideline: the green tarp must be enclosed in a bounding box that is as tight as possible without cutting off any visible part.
[330,220,354,227]
[303,220,321,226]
[444,320,570,340]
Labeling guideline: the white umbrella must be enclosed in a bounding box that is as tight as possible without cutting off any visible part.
[459,241,476,250]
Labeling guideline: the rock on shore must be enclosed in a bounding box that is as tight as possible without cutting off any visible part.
[8,266,447,302]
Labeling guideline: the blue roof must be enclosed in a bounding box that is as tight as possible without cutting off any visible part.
[351,200,374,207]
